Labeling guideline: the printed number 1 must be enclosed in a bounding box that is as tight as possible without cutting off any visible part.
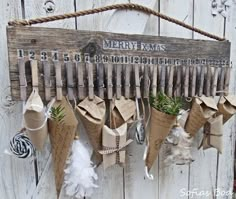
[17,49,24,58]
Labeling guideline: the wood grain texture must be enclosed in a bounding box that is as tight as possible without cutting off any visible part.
[0,1,36,199]
[1,1,236,199]
[217,2,236,198]
[158,1,192,198]
[189,0,225,197]
[23,1,76,199]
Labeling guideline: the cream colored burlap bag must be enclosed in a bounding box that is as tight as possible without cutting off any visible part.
[200,114,223,153]
[217,95,236,123]
[99,123,132,169]
[76,96,106,165]
[23,90,48,150]
[110,96,136,129]
[185,96,218,137]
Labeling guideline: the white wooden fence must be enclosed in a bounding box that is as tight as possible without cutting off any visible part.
[0,0,236,199]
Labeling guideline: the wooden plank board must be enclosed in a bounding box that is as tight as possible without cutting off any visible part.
[216,1,236,198]
[189,0,225,198]
[0,1,37,199]
[158,1,193,198]
[113,1,161,199]
[23,1,76,197]
[7,26,230,100]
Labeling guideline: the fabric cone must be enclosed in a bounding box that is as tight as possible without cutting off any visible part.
[23,90,48,150]
[76,96,106,165]
[145,107,176,171]
[110,96,136,129]
[185,96,218,137]
[217,95,236,123]
[201,115,223,153]
[48,97,78,198]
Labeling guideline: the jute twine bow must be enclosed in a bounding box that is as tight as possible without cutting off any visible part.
[98,139,133,155]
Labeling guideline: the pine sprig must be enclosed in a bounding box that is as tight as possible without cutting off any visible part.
[50,104,65,123]
[150,92,182,116]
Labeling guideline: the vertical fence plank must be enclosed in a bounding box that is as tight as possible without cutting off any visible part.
[189,0,225,198]
[0,1,37,199]
[158,0,193,198]
[217,2,236,198]
[24,1,76,198]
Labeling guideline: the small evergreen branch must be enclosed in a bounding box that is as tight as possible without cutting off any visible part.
[50,104,65,123]
[150,92,182,116]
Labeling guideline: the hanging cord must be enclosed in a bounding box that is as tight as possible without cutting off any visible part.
[8,3,225,41]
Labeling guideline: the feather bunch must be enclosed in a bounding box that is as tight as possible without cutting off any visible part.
[164,125,194,166]
[64,140,98,198]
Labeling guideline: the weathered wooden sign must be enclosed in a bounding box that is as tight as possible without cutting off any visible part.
[7,26,231,101]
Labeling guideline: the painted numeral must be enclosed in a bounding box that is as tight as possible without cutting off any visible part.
[29,50,35,60]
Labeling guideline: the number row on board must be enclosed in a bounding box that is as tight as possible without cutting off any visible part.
[17,49,230,66]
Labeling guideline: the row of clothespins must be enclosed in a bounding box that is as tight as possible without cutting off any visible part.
[17,59,231,101]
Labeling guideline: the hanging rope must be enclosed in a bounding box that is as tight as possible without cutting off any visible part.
[8,3,225,41]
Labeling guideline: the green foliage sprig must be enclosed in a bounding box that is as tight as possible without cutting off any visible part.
[50,104,65,123]
[150,92,182,116]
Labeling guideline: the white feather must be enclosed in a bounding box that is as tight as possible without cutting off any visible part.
[64,140,98,198]
[164,126,193,166]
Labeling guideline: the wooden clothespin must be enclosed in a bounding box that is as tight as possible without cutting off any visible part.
[190,66,197,97]
[167,66,174,97]
[66,62,74,100]
[116,64,122,99]
[143,65,150,98]
[97,63,104,99]
[211,67,219,96]
[184,66,189,97]
[198,66,206,97]
[125,65,131,99]
[43,61,51,101]
[54,62,63,101]
[107,64,113,100]
[18,57,27,101]
[224,66,231,94]
[152,65,158,96]
[160,65,166,93]
[30,60,39,92]
[218,67,225,96]
[134,65,141,99]
[87,63,94,100]
[77,63,86,100]
[205,65,212,97]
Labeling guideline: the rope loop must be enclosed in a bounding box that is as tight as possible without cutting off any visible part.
[8,3,225,41]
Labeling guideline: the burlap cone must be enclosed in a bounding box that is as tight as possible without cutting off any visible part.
[217,95,236,123]
[110,96,136,129]
[185,96,218,137]
[201,115,223,153]
[145,107,176,171]
[48,97,78,198]
[24,90,48,150]
[76,96,106,165]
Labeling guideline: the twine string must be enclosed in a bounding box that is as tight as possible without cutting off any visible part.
[8,3,225,41]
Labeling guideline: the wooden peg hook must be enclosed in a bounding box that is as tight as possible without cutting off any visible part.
[30,60,39,92]
[18,58,27,100]
[55,62,63,100]
[134,65,141,99]
[87,63,94,100]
